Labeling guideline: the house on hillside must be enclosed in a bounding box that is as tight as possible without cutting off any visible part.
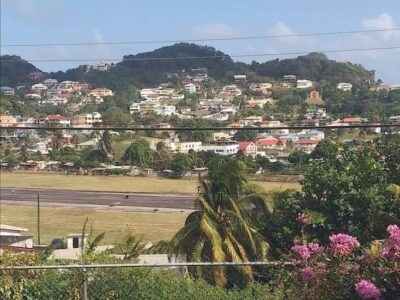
[238,141,257,158]
[294,139,319,153]
[0,86,15,96]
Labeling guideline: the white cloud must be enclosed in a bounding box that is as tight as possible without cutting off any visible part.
[362,13,399,41]
[270,22,299,43]
[192,23,238,38]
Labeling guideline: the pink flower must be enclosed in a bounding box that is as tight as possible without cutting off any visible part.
[383,224,400,258]
[329,233,360,257]
[354,279,381,299]
[298,266,315,282]
[296,213,310,225]
[308,242,324,253]
[291,244,311,260]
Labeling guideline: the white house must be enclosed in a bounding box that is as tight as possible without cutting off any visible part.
[297,79,314,89]
[0,86,15,96]
[43,78,58,87]
[0,224,28,236]
[169,141,202,153]
[234,74,247,83]
[31,83,48,93]
[154,105,176,116]
[337,82,353,91]
[184,83,197,94]
[200,141,239,156]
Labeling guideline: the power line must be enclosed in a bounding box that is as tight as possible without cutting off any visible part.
[1,46,399,63]
[1,124,399,131]
[2,28,399,47]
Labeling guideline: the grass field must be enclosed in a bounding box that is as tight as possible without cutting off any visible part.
[0,204,187,245]
[0,173,301,194]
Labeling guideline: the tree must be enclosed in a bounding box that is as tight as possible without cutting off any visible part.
[288,150,310,166]
[233,130,258,142]
[170,158,271,287]
[123,139,153,167]
[310,139,338,160]
[169,153,192,175]
[4,154,20,170]
[102,107,132,126]
[99,130,113,158]
[20,144,28,162]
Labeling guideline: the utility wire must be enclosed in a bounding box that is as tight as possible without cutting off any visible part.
[1,46,399,63]
[2,28,399,47]
[1,124,399,131]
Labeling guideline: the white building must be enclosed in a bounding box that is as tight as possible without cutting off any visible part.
[58,81,79,91]
[337,82,353,91]
[0,86,15,96]
[31,83,48,93]
[200,141,239,156]
[234,74,247,83]
[184,83,197,94]
[39,96,68,106]
[43,78,58,88]
[154,105,176,116]
[169,141,203,153]
[0,224,28,236]
[296,79,314,89]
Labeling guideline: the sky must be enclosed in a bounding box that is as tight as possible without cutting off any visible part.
[1,0,400,83]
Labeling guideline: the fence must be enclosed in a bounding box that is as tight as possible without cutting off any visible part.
[0,261,292,300]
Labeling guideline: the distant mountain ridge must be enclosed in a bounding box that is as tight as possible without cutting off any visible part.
[1,43,375,90]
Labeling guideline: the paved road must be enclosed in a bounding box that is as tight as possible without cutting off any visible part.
[0,188,196,210]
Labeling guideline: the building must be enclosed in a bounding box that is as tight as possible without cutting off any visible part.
[76,139,99,151]
[89,88,114,97]
[184,83,197,94]
[238,141,257,158]
[154,105,176,116]
[0,86,15,96]
[256,138,285,150]
[39,96,68,106]
[283,75,296,82]
[301,119,320,127]
[212,132,232,141]
[43,78,58,87]
[297,79,314,89]
[341,117,366,125]
[170,141,202,153]
[295,139,319,153]
[234,74,247,84]
[31,83,48,93]
[0,224,33,251]
[37,114,71,126]
[0,115,18,127]
[337,82,353,91]
[304,90,324,106]
[57,81,79,91]
[71,112,102,126]
[200,141,239,156]
[249,82,273,94]
[25,93,42,100]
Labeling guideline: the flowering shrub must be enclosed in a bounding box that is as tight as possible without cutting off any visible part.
[282,225,400,299]
[355,280,381,300]
[329,233,360,257]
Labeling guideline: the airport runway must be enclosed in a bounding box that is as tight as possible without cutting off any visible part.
[0,188,196,210]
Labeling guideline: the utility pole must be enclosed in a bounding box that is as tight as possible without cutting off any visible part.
[37,194,40,245]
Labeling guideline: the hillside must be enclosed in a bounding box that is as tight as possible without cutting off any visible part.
[2,44,375,90]
[250,52,375,85]
[0,55,42,87]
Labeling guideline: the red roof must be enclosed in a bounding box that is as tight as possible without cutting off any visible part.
[256,138,280,145]
[238,141,254,150]
[342,117,363,123]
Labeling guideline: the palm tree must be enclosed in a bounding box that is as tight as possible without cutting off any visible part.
[99,130,113,158]
[169,157,272,287]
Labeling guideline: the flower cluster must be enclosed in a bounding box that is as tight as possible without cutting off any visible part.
[298,266,315,282]
[382,224,400,258]
[291,242,323,261]
[329,233,360,257]
[354,279,381,299]
[296,213,310,225]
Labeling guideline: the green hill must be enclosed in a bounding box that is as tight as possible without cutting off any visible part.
[0,55,42,87]
[2,44,375,90]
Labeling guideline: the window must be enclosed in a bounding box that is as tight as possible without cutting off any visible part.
[72,237,79,248]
